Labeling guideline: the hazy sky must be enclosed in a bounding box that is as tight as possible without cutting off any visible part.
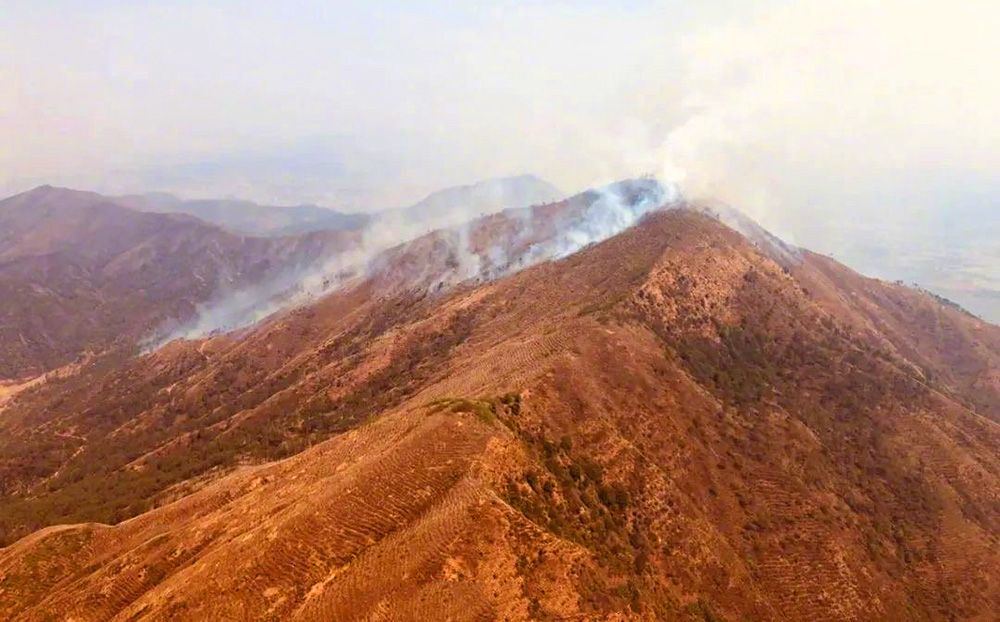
[2,0,998,318]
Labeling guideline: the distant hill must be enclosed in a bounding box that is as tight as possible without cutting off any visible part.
[0,185,357,379]
[117,193,371,237]
[117,175,563,238]
[377,174,563,234]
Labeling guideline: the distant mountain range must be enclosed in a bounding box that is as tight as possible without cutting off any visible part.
[376,174,563,234]
[117,174,563,237]
[116,193,371,237]
[0,185,357,379]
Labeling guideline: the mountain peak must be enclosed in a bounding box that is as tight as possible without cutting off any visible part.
[10,184,103,204]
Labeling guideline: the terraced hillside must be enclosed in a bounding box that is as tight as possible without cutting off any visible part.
[0,207,997,620]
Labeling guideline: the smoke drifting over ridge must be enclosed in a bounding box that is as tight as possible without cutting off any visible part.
[147,179,678,346]
[5,2,996,319]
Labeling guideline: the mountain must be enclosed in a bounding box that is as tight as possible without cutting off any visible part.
[377,174,563,234]
[0,186,358,380]
[0,175,562,378]
[0,183,996,620]
[117,174,562,239]
[117,192,371,237]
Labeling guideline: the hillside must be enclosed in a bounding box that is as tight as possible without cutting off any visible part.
[0,186,358,380]
[0,175,562,379]
[117,193,371,237]
[0,196,996,620]
[118,174,562,239]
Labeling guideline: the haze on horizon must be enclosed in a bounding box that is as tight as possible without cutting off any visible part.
[2,0,998,320]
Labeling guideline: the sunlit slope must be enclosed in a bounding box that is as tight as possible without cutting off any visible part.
[0,209,997,620]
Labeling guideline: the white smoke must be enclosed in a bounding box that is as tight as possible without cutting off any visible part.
[145,178,681,348]
[653,0,1000,243]
[143,246,372,349]
[146,185,554,346]
[522,179,676,264]
[410,178,680,292]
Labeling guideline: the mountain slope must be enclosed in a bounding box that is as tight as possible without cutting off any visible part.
[0,180,664,539]
[0,186,358,380]
[792,250,1000,421]
[0,202,996,620]
[117,192,371,237]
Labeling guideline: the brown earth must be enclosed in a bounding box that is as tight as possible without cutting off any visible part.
[0,185,358,380]
[0,206,997,620]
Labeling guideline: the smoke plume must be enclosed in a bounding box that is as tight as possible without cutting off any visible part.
[146,179,680,347]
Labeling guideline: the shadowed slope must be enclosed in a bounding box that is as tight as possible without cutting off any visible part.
[793,251,1000,421]
[0,186,358,379]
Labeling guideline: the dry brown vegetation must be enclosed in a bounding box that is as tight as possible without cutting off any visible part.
[0,207,997,620]
[0,185,357,379]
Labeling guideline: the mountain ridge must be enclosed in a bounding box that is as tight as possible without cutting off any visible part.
[0,203,996,620]
[0,185,359,380]
[114,174,562,238]
[115,192,371,237]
